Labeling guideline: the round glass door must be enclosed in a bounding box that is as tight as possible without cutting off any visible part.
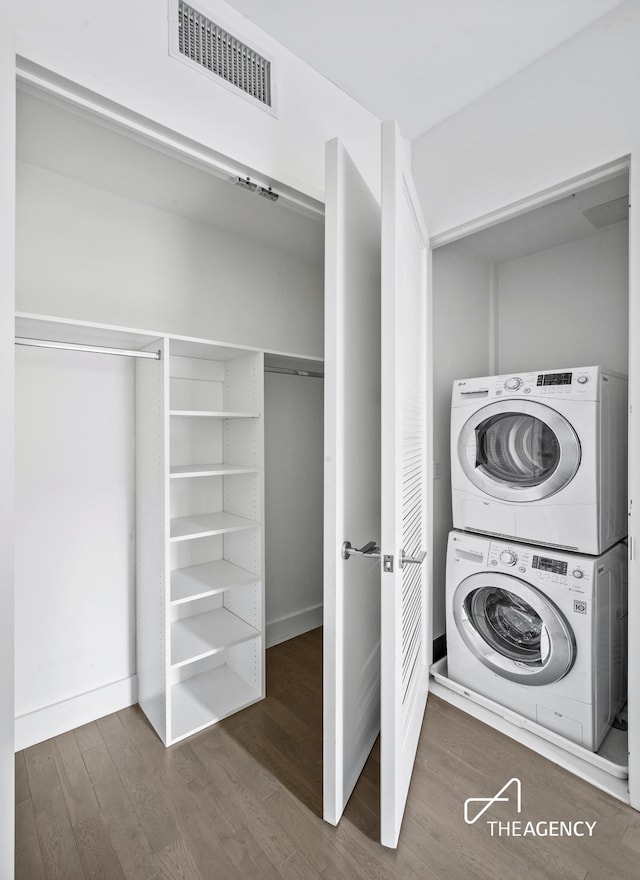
[457,400,581,503]
[466,586,546,663]
[452,572,575,685]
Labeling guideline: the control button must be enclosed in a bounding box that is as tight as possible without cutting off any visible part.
[577,375,589,385]
[504,377,522,391]
[490,559,498,566]
[499,549,518,566]
[572,569,584,579]
[523,387,531,394]
[560,577,567,584]
[551,575,558,583]
[518,566,526,573]
[496,390,503,396]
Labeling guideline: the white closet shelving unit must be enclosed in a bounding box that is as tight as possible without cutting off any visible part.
[16,314,265,747]
[138,336,264,745]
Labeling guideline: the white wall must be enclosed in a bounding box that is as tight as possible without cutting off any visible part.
[17,161,324,358]
[264,371,324,646]
[413,0,640,236]
[14,348,136,749]
[431,242,492,638]
[497,225,629,375]
[0,0,381,202]
[0,19,14,880]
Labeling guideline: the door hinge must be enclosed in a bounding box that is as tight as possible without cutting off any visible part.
[383,555,394,573]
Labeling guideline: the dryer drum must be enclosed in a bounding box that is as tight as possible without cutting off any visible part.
[458,399,581,504]
[475,413,560,487]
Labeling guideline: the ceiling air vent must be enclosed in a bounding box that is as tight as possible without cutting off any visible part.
[174,1,273,110]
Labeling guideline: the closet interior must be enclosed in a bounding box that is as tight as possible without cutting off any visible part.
[429,165,632,801]
[13,83,324,750]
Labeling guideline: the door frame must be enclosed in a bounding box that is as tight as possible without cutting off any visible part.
[0,19,16,879]
[429,152,639,810]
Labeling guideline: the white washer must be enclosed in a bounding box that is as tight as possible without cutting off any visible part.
[445,530,627,751]
[450,366,627,553]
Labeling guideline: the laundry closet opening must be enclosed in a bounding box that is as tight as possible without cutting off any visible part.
[429,164,631,798]
[14,83,325,752]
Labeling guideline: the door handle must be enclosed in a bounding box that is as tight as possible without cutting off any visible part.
[399,549,426,569]
[342,540,380,561]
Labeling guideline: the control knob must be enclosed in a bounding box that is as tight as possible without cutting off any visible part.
[499,549,518,566]
[504,376,523,391]
[577,375,589,385]
[572,568,584,579]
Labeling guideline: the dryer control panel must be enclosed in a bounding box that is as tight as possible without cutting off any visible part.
[451,365,603,405]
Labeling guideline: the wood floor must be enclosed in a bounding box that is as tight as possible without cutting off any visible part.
[15,627,640,879]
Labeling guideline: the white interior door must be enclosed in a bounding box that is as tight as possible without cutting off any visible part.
[323,138,382,824]
[380,119,431,848]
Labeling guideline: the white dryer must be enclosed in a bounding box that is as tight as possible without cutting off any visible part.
[450,365,627,554]
[445,531,627,751]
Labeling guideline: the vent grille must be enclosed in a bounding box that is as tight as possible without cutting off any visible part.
[177,1,272,106]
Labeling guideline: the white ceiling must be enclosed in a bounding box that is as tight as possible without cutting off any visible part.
[457,172,629,263]
[225,0,626,139]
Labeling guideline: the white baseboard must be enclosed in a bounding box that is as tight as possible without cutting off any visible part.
[15,675,138,751]
[266,603,323,648]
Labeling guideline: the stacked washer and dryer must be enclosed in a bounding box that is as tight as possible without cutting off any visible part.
[446,366,628,752]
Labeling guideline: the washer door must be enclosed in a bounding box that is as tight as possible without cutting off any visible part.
[457,399,581,502]
[452,572,575,685]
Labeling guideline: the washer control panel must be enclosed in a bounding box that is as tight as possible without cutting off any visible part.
[485,540,589,591]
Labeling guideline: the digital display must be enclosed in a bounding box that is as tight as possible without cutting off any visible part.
[536,372,573,386]
[532,555,568,575]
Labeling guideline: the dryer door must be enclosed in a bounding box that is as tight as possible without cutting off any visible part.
[457,399,581,502]
[452,572,575,685]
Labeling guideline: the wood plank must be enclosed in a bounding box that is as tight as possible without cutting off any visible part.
[97,711,179,854]
[73,720,105,754]
[52,731,126,880]
[276,850,324,880]
[85,743,165,880]
[15,750,31,805]
[23,740,85,880]
[15,799,45,880]
[52,730,100,824]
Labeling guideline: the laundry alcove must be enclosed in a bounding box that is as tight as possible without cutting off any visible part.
[13,78,325,750]
[427,158,639,807]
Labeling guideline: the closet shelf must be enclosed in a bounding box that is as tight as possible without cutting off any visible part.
[170,665,261,743]
[170,463,259,478]
[171,607,259,667]
[171,559,259,605]
[170,409,258,419]
[170,511,258,542]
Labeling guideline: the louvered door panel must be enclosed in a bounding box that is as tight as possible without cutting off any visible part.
[380,120,430,849]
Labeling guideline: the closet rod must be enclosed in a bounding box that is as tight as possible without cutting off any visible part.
[265,365,324,379]
[15,337,161,360]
